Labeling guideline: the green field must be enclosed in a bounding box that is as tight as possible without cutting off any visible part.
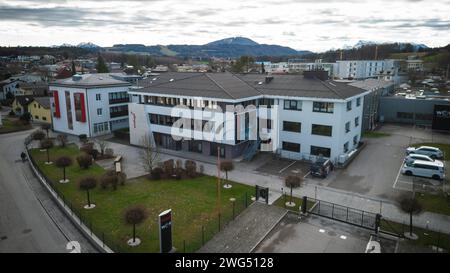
[0,117,32,134]
[272,195,316,212]
[416,192,450,216]
[362,131,391,138]
[29,144,254,253]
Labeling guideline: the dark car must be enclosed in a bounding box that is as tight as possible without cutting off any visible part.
[310,158,333,178]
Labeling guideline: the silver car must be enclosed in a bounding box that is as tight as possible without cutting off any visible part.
[406,146,444,159]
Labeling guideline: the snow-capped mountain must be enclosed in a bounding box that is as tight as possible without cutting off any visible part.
[77,42,101,49]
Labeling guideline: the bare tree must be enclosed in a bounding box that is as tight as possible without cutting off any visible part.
[79,177,97,208]
[140,133,160,174]
[40,138,54,164]
[220,160,234,188]
[57,134,68,147]
[95,138,109,156]
[55,156,73,183]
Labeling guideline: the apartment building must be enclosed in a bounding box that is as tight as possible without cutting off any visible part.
[49,74,131,137]
[128,72,369,164]
[288,59,337,76]
[335,60,385,79]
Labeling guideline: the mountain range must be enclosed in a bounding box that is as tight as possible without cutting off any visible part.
[106,37,312,58]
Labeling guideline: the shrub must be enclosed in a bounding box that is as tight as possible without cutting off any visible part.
[57,134,68,147]
[78,134,88,144]
[80,142,98,160]
[8,110,15,116]
[163,159,174,176]
[151,167,163,180]
[105,148,114,157]
[100,173,118,190]
[185,160,197,178]
[174,167,183,180]
[33,130,46,141]
[176,159,183,169]
[76,154,93,169]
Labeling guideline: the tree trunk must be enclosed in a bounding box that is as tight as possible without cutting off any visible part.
[46,149,50,163]
[290,186,293,204]
[87,190,91,207]
[133,224,136,242]
[410,211,413,236]
[63,167,66,181]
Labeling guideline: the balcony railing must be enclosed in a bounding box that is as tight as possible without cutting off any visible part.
[109,98,129,105]
[110,110,128,118]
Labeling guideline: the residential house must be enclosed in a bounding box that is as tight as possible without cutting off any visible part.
[30,97,52,124]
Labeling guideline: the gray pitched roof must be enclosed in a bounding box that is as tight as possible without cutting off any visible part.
[50,73,131,88]
[33,97,51,109]
[134,72,366,100]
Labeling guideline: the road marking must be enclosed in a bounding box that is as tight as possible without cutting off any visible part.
[303,171,311,178]
[340,235,347,240]
[392,164,403,189]
[319,229,325,233]
[278,160,297,173]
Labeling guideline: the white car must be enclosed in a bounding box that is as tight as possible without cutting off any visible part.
[404,154,440,164]
[402,160,445,180]
[406,146,444,159]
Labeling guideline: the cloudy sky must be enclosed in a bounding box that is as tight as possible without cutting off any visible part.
[0,0,449,52]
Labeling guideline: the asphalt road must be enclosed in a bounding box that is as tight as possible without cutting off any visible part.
[0,128,98,253]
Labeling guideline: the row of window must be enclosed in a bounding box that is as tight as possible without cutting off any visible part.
[149,114,215,132]
[346,98,361,111]
[397,112,433,121]
[281,121,333,136]
[282,142,331,157]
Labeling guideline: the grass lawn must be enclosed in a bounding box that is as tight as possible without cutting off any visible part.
[272,195,316,212]
[416,192,450,216]
[380,220,450,251]
[29,144,254,253]
[362,131,391,138]
[412,143,450,161]
[0,117,32,134]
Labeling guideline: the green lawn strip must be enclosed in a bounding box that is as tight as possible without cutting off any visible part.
[0,118,32,134]
[380,220,450,251]
[416,192,450,216]
[29,145,253,253]
[272,195,315,212]
[362,131,391,138]
[411,143,450,161]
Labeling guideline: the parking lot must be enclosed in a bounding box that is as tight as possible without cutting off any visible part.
[255,157,311,178]
[393,160,448,193]
[320,124,450,201]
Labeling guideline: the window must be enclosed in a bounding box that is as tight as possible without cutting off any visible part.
[356,97,361,107]
[353,135,358,146]
[42,117,47,121]
[283,121,301,133]
[283,100,302,111]
[97,108,102,116]
[355,117,359,127]
[312,124,332,136]
[34,115,39,119]
[346,101,352,111]
[96,94,101,101]
[93,122,109,134]
[397,112,413,119]
[282,141,300,153]
[313,102,334,113]
[310,146,331,157]
[344,142,349,153]
[345,122,350,133]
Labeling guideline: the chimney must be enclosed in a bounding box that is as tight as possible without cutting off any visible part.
[303,70,329,81]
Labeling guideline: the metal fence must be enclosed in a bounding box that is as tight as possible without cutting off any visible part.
[307,197,379,231]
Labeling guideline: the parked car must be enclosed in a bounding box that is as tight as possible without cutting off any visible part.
[404,154,441,164]
[406,146,444,159]
[310,158,333,178]
[401,160,445,180]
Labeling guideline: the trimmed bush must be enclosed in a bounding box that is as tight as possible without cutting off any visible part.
[33,130,46,141]
[185,160,197,178]
[150,167,164,180]
[163,159,174,176]
[79,134,88,143]
[76,154,93,169]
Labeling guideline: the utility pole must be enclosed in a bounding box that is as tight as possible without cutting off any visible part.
[374,45,378,60]
[217,146,221,214]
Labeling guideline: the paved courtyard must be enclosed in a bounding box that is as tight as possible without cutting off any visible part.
[254,213,397,253]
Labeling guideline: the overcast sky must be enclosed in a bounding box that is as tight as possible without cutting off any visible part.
[0,0,449,52]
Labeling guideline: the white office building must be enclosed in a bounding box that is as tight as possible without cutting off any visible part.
[128,72,369,164]
[49,74,131,137]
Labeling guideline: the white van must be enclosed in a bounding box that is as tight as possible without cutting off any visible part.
[401,160,445,180]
